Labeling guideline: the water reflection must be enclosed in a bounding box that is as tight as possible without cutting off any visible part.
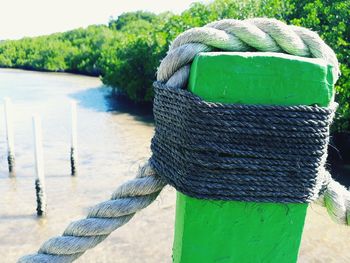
[69,86,109,112]
[69,86,154,124]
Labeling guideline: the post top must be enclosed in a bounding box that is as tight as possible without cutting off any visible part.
[188,52,334,107]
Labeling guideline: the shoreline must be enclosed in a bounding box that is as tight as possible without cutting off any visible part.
[0,67,154,117]
[0,67,100,78]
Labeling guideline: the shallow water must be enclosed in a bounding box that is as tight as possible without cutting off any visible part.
[0,69,174,262]
[0,69,348,262]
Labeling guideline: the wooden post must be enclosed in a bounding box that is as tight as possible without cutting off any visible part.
[172,52,334,263]
[70,100,78,176]
[4,97,15,175]
[33,116,47,216]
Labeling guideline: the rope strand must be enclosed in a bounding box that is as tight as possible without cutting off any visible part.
[157,18,339,89]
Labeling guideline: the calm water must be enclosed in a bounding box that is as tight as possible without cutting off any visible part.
[0,69,348,262]
[0,69,175,262]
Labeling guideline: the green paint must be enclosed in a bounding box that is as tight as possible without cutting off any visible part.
[174,194,307,263]
[189,52,334,106]
[173,52,334,263]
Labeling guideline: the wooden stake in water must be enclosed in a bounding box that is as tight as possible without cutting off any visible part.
[70,100,78,176]
[4,97,15,175]
[33,116,46,216]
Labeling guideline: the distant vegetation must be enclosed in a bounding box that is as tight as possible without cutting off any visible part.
[0,0,349,132]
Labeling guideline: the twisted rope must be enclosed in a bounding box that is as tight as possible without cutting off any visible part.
[157,18,340,88]
[151,82,336,203]
[18,162,165,262]
[18,17,349,263]
[318,174,350,225]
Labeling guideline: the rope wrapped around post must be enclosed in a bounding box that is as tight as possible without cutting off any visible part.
[18,18,350,263]
[151,82,337,203]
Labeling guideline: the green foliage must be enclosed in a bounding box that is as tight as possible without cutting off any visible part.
[285,0,350,131]
[109,11,157,30]
[0,0,349,132]
[0,36,72,71]
[102,35,165,102]
[0,25,112,75]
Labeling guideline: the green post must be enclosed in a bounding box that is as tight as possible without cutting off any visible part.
[172,52,334,263]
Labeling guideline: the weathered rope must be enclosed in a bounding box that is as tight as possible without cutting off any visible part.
[18,18,349,263]
[156,18,349,225]
[157,18,340,89]
[150,82,335,203]
[18,162,166,262]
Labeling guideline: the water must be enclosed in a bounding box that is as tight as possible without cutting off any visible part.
[0,69,175,262]
[0,69,348,262]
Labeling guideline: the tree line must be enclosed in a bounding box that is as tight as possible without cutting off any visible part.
[0,0,349,132]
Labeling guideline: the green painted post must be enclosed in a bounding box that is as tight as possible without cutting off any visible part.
[172,52,334,263]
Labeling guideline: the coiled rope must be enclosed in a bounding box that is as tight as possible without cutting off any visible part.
[151,82,336,203]
[19,18,349,263]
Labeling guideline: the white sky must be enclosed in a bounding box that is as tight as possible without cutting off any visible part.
[0,0,209,40]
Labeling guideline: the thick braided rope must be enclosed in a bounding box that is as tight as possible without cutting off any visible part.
[157,18,340,89]
[18,162,166,263]
[317,175,350,225]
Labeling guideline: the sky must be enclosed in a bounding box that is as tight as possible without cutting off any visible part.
[0,0,209,40]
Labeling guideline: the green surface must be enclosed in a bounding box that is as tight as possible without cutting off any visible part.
[173,52,334,263]
[189,52,334,106]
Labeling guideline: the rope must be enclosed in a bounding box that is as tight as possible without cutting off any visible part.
[18,162,165,262]
[318,176,350,225]
[18,18,349,263]
[150,82,335,203]
[157,18,340,89]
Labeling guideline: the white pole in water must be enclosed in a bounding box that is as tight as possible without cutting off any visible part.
[70,100,78,176]
[32,116,46,216]
[4,97,15,175]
